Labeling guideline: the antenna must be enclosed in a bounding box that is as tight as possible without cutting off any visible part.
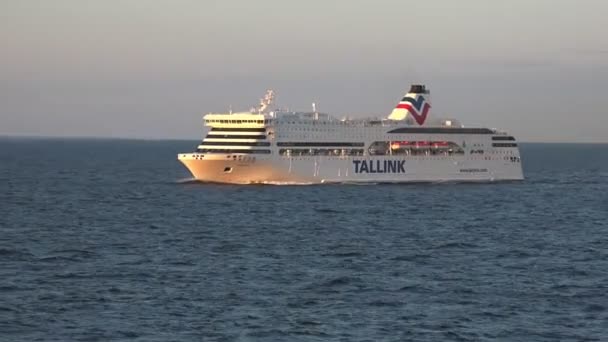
[257,89,275,113]
[312,102,317,113]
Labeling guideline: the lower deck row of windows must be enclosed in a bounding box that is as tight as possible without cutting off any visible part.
[387,127,494,134]
[196,149,271,154]
[279,148,364,156]
[492,143,518,147]
[200,141,270,146]
[276,142,365,147]
[210,127,266,132]
[205,134,267,139]
[368,141,465,156]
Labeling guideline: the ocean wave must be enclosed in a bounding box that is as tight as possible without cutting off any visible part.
[175,177,199,184]
[257,181,316,186]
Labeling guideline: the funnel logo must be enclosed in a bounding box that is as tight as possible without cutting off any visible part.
[395,96,431,125]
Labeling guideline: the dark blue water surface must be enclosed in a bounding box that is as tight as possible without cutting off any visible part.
[1,138,607,341]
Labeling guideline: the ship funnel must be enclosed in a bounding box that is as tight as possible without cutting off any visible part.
[388,84,432,125]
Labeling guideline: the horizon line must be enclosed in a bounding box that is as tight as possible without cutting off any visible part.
[0,134,607,145]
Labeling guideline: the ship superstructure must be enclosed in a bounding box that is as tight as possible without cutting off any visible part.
[178,86,523,184]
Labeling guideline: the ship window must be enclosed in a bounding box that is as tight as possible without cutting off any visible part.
[279,148,364,157]
[277,142,364,147]
[368,141,390,156]
[387,127,494,134]
[368,141,465,156]
[205,134,266,139]
[197,149,272,154]
[211,127,266,132]
[492,136,516,141]
[199,141,270,146]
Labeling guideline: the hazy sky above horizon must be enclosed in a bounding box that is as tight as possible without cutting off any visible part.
[1,0,607,142]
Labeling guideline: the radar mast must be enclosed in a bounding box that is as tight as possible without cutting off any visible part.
[251,89,275,113]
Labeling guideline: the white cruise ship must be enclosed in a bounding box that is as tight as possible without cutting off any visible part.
[178,85,523,184]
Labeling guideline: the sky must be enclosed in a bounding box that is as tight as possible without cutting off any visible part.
[1,0,607,142]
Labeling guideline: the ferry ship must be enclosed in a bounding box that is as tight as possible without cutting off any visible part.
[178,85,523,184]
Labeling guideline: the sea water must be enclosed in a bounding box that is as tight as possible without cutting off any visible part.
[1,138,607,341]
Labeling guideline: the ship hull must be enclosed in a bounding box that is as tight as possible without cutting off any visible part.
[178,153,524,184]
